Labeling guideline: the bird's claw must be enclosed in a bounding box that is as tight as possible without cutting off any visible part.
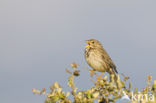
[89,70,95,77]
[96,72,104,82]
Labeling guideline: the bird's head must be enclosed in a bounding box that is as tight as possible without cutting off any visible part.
[85,39,102,49]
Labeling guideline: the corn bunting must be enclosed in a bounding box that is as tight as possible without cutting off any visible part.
[85,39,118,79]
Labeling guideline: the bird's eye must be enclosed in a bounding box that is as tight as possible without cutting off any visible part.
[91,41,94,44]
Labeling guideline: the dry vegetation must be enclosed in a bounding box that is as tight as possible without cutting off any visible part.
[32,63,156,103]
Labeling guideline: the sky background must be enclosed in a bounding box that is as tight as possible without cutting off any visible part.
[0,0,156,103]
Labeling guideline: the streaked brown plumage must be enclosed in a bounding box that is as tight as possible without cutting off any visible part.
[85,39,118,76]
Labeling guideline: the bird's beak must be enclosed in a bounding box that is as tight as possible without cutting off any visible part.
[85,40,90,44]
[85,40,90,48]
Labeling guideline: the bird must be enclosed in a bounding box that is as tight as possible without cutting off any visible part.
[84,39,118,80]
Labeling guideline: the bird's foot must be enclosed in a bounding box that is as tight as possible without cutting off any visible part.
[97,76,101,82]
[89,70,95,77]
[96,72,104,81]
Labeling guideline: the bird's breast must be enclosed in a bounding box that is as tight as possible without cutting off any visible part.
[85,50,106,72]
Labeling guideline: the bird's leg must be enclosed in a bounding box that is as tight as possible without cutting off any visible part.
[97,72,104,81]
[89,70,95,77]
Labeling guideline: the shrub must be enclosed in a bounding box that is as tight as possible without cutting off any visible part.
[33,63,156,103]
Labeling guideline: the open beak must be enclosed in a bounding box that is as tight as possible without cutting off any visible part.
[85,40,90,48]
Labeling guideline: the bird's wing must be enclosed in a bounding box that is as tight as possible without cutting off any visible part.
[101,50,118,74]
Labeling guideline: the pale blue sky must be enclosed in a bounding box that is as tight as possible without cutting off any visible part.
[0,0,156,103]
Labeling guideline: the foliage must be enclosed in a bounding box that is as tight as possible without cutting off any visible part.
[33,63,156,103]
